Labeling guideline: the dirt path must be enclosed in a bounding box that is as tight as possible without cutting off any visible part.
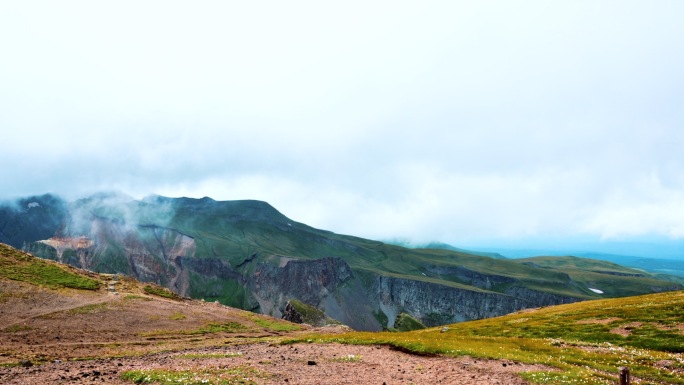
[0,280,116,329]
[0,342,548,385]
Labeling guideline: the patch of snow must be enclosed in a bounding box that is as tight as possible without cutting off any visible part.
[589,288,604,294]
[27,202,40,209]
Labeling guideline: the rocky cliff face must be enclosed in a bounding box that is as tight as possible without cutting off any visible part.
[251,257,355,318]
[247,256,581,331]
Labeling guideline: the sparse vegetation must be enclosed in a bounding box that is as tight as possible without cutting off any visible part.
[66,302,109,315]
[124,294,151,301]
[121,366,261,384]
[332,354,362,363]
[3,324,32,333]
[141,322,251,338]
[177,352,243,359]
[143,284,181,300]
[169,312,186,320]
[247,314,302,332]
[194,322,250,335]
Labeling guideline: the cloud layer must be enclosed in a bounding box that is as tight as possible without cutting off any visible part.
[1,1,683,246]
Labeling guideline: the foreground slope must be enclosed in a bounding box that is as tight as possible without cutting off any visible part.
[3,243,683,384]
[0,243,303,364]
[310,290,684,384]
[2,193,681,331]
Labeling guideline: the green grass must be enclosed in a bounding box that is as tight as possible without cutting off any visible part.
[142,322,251,338]
[121,366,260,384]
[393,312,426,332]
[0,243,100,290]
[292,290,684,385]
[3,324,33,332]
[169,312,186,320]
[193,322,249,334]
[247,314,302,332]
[124,294,151,301]
[143,285,181,300]
[451,291,684,352]
[66,303,109,315]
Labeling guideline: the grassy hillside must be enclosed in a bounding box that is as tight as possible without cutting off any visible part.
[514,255,681,297]
[0,243,100,290]
[303,290,684,384]
[151,197,680,300]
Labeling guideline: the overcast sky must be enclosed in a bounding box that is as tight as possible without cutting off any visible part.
[1,1,683,250]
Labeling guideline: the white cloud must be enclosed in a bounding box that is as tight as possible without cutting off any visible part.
[0,1,683,244]
[583,175,684,239]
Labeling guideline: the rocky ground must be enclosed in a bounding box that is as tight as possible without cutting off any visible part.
[0,342,548,385]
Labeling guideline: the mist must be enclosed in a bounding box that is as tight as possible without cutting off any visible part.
[1,2,682,251]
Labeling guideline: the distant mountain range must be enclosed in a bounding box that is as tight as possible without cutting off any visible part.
[1,192,681,330]
[394,242,684,278]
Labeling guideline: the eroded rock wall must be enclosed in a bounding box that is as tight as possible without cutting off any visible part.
[247,256,581,330]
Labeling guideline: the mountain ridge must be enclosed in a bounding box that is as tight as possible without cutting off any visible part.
[1,193,681,331]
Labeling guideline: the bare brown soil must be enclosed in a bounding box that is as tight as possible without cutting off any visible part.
[0,277,544,384]
[610,322,643,337]
[0,343,548,385]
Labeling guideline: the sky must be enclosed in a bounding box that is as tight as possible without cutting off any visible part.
[1,1,683,255]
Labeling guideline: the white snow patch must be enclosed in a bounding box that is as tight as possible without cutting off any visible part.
[589,288,604,294]
[27,202,40,209]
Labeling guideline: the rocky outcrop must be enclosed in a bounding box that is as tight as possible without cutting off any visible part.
[282,300,307,324]
[504,286,581,307]
[374,276,516,327]
[282,299,337,327]
[251,257,352,316]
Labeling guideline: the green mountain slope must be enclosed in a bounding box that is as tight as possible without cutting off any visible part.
[132,195,679,300]
[2,193,682,331]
